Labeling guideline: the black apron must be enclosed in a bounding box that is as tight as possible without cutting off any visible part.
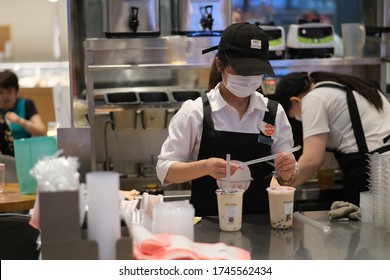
[190,94,277,216]
[315,83,390,205]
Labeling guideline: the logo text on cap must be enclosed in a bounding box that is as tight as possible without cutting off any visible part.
[251,39,262,49]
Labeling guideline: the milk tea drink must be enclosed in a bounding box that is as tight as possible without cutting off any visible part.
[266,186,296,229]
[216,189,244,231]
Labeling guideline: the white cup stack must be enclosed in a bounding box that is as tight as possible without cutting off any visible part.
[368,153,390,230]
[152,200,195,240]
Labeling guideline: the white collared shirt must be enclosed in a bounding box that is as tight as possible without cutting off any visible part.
[156,84,294,185]
[302,81,390,153]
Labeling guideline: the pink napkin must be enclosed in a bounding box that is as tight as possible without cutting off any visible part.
[29,192,40,230]
[130,225,251,260]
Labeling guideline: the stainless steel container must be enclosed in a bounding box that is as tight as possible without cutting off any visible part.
[172,0,231,36]
[363,0,390,59]
[105,0,160,38]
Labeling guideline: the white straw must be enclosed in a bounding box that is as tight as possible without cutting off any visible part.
[244,145,301,166]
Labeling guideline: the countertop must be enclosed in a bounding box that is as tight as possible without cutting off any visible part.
[194,211,390,260]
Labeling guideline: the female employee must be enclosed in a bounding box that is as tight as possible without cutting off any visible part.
[156,23,297,216]
[0,70,46,140]
[273,71,390,205]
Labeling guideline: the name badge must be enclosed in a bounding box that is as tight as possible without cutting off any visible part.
[258,135,274,146]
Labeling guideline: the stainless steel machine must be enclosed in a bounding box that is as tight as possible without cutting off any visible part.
[171,0,231,36]
[105,0,160,37]
[363,0,390,60]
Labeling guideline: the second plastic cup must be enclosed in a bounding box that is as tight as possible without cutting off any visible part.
[216,189,244,231]
[266,186,296,229]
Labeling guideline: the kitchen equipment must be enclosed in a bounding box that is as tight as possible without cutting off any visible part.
[172,90,201,102]
[105,0,160,38]
[363,0,390,59]
[141,108,167,129]
[139,91,170,103]
[138,92,170,129]
[112,110,138,131]
[104,91,140,105]
[258,24,286,59]
[287,22,335,58]
[172,0,231,36]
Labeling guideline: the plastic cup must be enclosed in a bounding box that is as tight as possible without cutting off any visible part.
[266,186,296,229]
[342,23,366,58]
[360,191,373,223]
[216,189,244,232]
[152,200,194,240]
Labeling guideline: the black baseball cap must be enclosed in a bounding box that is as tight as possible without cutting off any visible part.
[202,22,275,76]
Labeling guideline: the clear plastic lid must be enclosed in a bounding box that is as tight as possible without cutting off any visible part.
[216,160,252,192]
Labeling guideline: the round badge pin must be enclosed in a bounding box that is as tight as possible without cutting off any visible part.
[264,123,275,136]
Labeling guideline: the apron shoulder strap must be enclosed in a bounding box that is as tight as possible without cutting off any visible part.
[257,99,278,147]
[264,99,278,125]
[201,92,214,130]
[315,83,369,154]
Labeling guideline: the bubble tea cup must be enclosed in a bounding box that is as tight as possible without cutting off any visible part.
[216,189,244,231]
[266,186,296,229]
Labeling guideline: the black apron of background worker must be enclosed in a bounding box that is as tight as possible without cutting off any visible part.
[190,94,277,217]
[316,84,390,206]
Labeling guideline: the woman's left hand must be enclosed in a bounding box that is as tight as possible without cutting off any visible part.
[274,151,297,182]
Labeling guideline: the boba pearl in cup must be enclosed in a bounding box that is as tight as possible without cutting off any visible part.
[216,189,244,231]
[266,186,296,229]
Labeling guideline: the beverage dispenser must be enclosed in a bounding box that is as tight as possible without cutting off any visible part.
[363,0,390,59]
[105,0,160,37]
[172,0,231,36]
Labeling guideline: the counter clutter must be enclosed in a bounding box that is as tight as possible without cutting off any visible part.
[28,154,388,260]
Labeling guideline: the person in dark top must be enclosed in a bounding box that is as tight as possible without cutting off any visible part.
[0,114,14,156]
[0,70,46,140]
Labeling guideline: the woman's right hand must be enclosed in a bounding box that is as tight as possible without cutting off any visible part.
[206,157,240,179]
[5,111,20,124]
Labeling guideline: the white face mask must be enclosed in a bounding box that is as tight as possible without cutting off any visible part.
[224,71,263,98]
[294,115,302,122]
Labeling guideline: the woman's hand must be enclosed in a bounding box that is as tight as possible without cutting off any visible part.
[4,112,20,124]
[274,151,297,185]
[206,157,240,179]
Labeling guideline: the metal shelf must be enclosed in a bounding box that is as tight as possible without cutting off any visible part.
[86,57,384,71]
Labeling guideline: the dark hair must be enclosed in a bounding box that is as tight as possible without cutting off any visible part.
[0,70,19,92]
[274,72,310,113]
[274,71,384,113]
[207,57,222,91]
